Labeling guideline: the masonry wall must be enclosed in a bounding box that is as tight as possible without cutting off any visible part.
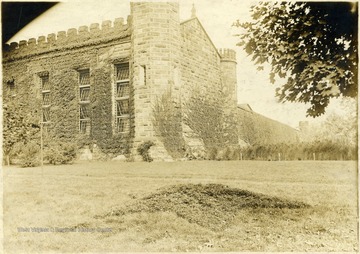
[130,2,181,159]
[219,49,238,105]
[237,109,299,145]
[180,19,222,101]
[3,19,132,155]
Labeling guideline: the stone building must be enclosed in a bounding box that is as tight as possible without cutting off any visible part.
[2,2,298,160]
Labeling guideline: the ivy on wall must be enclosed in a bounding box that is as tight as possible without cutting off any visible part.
[184,87,238,156]
[91,67,130,155]
[152,88,185,158]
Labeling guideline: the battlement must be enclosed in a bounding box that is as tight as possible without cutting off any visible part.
[218,48,236,63]
[3,16,132,60]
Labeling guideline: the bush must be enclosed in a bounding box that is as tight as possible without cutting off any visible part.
[18,142,41,167]
[137,141,155,162]
[44,141,78,165]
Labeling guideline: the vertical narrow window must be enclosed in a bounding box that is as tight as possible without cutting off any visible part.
[41,74,51,125]
[139,65,146,86]
[79,69,91,135]
[114,63,130,133]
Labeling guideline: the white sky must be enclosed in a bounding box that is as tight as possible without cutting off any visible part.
[8,0,347,128]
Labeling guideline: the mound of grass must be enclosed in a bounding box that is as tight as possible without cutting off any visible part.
[107,183,310,230]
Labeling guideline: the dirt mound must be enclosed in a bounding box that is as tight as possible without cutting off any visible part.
[108,183,310,230]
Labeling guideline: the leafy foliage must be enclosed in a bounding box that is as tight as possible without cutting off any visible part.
[152,89,185,158]
[300,98,357,152]
[211,142,356,161]
[184,88,238,156]
[137,141,155,162]
[3,101,40,165]
[44,140,78,165]
[18,142,41,167]
[235,2,358,116]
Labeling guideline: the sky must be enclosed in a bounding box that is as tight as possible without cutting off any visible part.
[8,0,349,128]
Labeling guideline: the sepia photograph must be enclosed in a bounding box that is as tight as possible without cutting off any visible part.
[1,0,358,252]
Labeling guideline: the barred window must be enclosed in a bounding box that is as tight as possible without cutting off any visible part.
[114,63,130,133]
[43,107,50,123]
[116,82,129,98]
[41,75,50,91]
[116,100,129,116]
[80,87,90,102]
[40,74,51,123]
[43,92,51,105]
[79,69,91,135]
[116,118,130,133]
[79,70,90,86]
[116,63,129,80]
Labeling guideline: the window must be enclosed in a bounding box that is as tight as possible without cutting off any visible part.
[79,70,91,134]
[114,63,130,133]
[41,74,50,123]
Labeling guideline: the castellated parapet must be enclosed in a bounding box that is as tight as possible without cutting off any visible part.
[218,48,237,104]
[3,16,132,61]
[218,48,237,63]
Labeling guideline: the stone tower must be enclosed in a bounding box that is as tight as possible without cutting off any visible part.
[130,2,182,152]
[219,48,237,105]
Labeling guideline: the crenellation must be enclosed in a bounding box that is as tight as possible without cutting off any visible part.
[28,38,36,48]
[90,23,100,32]
[9,42,18,50]
[114,18,124,28]
[47,33,56,44]
[218,48,236,62]
[67,28,77,37]
[78,25,89,34]
[3,17,130,58]
[101,20,112,30]
[19,40,27,48]
[38,36,46,45]
[57,31,67,43]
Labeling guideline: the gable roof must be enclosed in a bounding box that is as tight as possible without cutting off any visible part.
[180,17,221,58]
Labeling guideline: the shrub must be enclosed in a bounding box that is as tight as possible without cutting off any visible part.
[207,147,218,160]
[18,142,41,167]
[137,141,155,162]
[44,141,78,165]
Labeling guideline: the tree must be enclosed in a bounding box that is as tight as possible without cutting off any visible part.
[235,2,358,117]
[3,101,40,165]
[299,97,357,149]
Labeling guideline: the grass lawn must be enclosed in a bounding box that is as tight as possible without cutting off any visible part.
[2,160,359,252]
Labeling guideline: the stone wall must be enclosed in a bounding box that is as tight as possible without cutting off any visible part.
[237,108,299,145]
[3,18,132,155]
[130,2,181,160]
[180,18,222,101]
[219,48,238,105]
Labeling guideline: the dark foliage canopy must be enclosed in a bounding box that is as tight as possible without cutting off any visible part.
[235,2,358,117]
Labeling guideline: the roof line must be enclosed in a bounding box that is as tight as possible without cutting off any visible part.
[180,17,221,58]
